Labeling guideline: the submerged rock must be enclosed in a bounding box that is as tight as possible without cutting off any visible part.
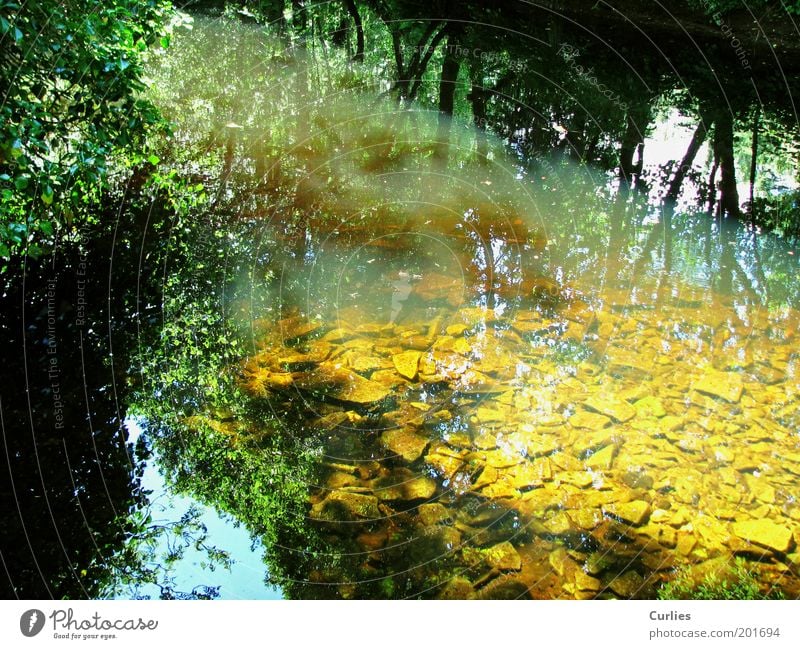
[584,394,636,423]
[569,410,611,430]
[603,500,651,526]
[392,350,422,380]
[311,490,381,521]
[693,368,744,403]
[731,519,794,554]
[607,570,645,598]
[381,427,429,463]
[295,363,390,404]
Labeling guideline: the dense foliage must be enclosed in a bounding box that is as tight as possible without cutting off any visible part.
[0,0,174,260]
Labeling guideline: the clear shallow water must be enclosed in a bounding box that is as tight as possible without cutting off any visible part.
[125,18,800,598]
[113,419,280,600]
[213,202,800,599]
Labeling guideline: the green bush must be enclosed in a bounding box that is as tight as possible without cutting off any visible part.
[658,558,786,600]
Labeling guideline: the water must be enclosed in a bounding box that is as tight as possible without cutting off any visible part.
[3,13,800,600]
[218,200,800,599]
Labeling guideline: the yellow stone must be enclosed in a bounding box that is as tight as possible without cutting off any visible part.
[603,500,650,526]
[446,323,468,336]
[570,410,611,430]
[452,337,472,355]
[392,350,421,380]
[584,394,636,423]
[381,427,430,463]
[731,519,794,554]
[574,571,601,592]
[585,444,616,470]
[693,368,743,403]
[558,471,594,488]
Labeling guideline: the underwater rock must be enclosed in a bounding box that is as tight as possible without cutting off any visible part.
[584,394,636,423]
[311,490,381,521]
[569,410,611,430]
[607,570,645,598]
[731,519,794,554]
[392,351,422,381]
[569,509,603,531]
[425,443,468,481]
[418,503,451,526]
[693,368,743,403]
[438,576,474,599]
[603,500,651,526]
[484,541,523,571]
[295,363,390,404]
[277,315,325,342]
[381,427,429,463]
[573,570,601,593]
[584,444,616,470]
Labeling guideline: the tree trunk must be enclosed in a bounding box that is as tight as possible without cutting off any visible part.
[344,0,364,62]
[713,110,741,217]
[619,104,650,185]
[438,43,459,116]
[707,158,719,212]
[469,84,489,163]
[749,107,759,208]
[434,35,460,161]
[665,115,710,202]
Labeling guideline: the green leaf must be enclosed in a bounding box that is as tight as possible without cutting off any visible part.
[147,154,160,165]
[14,176,28,190]
[39,220,54,236]
[41,186,54,205]
[160,34,170,48]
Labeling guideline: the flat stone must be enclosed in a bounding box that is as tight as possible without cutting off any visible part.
[543,511,575,535]
[584,444,616,470]
[608,570,645,598]
[312,491,381,520]
[481,480,521,500]
[452,337,472,355]
[425,443,467,481]
[569,508,603,530]
[731,519,794,554]
[446,323,468,336]
[607,348,656,378]
[570,410,611,430]
[351,355,388,373]
[676,533,696,556]
[472,465,498,491]
[558,471,594,488]
[509,458,552,488]
[483,541,522,571]
[418,503,450,526]
[574,571,602,592]
[634,396,666,418]
[549,547,573,577]
[404,476,438,500]
[603,500,651,526]
[526,438,561,458]
[295,363,390,404]
[381,427,429,463]
[693,368,743,403]
[277,315,324,341]
[584,395,636,423]
[438,576,474,599]
[393,350,421,380]
[476,406,504,423]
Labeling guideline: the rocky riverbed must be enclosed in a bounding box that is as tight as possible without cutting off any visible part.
[230,263,800,599]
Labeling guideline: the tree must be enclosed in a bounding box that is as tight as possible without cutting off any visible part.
[0,0,174,261]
